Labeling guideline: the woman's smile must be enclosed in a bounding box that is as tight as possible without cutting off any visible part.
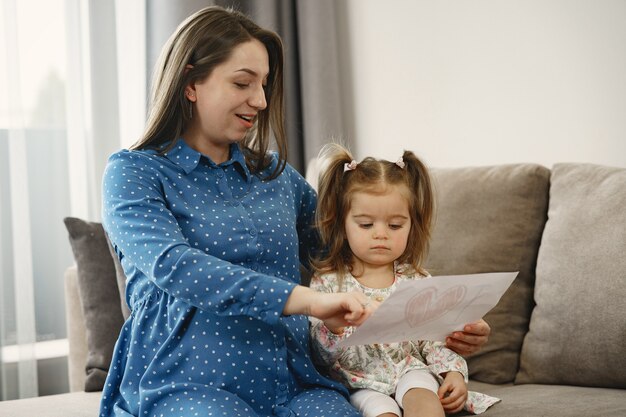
[236,113,256,128]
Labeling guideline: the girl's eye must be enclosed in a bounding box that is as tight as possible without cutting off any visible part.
[359,223,373,229]
[389,224,403,230]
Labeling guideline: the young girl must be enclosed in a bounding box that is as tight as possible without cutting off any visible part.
[309,144,499,417]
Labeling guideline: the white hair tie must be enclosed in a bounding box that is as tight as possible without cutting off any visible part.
[343,160,358,172]
[395,157,405,169]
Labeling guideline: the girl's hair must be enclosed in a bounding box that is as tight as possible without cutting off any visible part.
[314,143,434,280]
[132,6,286,179]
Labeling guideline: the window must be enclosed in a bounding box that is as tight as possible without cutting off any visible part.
[0,0,145,399]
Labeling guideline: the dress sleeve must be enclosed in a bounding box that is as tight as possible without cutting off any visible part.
[308,274,354,367]
[102,152,296,325]
[286,164,319,273]
[417,340,469,382]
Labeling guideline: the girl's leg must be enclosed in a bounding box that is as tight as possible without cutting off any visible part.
[350,388,402,417]
[395,370,444,417]
[400,388,444,417]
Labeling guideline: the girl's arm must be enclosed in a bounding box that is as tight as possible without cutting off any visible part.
[419,341,469,413]
[445,319,491,356]
[438,371,468,414]
[418,340,469,382]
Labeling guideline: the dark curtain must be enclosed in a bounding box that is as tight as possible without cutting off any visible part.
[145,0,348,174]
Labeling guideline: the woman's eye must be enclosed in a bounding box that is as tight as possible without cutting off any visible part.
[234,83,250,89]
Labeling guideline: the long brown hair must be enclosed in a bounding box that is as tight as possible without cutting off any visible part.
[314,143,434,281]
[132,6,286,179]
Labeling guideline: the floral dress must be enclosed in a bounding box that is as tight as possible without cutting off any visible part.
[309,263,500,414]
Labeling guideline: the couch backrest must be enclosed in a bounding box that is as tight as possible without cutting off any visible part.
[65,162,626,391]
[425,164,551,384]
[516,163,626,389]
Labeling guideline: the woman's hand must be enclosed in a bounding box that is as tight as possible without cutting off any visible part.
[445,319,491,356]
[438,371,468,414]
[318,294,381,334]
[284,286,374,329]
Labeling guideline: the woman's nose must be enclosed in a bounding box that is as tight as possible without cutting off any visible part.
[250,85,267,110]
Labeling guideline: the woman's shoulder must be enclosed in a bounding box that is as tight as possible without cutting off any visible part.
[261,153,315,196]
[259,151,301,179]
[104,148,172,185]
[106,148,172,173]
[266,155,299,182]
[108,147,161,164]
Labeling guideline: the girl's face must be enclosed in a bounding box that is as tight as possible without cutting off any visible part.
[183,39,269,162]
[344,186,411,271]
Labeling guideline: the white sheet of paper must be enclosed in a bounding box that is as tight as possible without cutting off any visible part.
[337,272,518,348]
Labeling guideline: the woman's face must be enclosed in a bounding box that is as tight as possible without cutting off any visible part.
[184,39,269,161]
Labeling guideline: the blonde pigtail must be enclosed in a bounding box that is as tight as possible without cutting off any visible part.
[313,144,357,283]
[399,150,435,275]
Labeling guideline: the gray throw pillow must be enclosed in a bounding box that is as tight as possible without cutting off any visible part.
[425,164,550,384]
[63,217,124,391]
[516,163,626,388]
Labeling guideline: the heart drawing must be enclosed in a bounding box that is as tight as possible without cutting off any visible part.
[405,285,467,327]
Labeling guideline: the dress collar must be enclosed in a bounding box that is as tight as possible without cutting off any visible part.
[162,139,251,180]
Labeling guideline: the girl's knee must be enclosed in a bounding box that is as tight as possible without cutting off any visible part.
[351,388,401,417]
[400,388,444,417]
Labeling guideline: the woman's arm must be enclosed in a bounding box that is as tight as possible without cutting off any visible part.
[284,285,371,326]
[103,152,296,324]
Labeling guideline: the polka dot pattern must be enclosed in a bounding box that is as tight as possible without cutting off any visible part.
[99,140,359,416]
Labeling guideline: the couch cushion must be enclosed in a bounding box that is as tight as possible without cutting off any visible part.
[516,163,626,388]
[63,217,124,392]
[0,391,102,417]
[425,164,550,384]
[64,266,88,392]
[466,381,626,416]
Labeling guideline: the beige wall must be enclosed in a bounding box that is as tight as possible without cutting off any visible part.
[336,0,626,168]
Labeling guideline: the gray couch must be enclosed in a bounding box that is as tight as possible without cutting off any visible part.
[1,162,625,416]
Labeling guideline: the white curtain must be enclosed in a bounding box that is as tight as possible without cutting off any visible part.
[0,0,145,400]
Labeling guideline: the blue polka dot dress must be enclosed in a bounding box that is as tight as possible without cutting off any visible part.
[99,139,361,417]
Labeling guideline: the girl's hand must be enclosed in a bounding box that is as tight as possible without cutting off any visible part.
[445,319,491,356]
[438,372,467,414]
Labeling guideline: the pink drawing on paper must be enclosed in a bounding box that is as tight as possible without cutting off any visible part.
[405,285,467,327]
